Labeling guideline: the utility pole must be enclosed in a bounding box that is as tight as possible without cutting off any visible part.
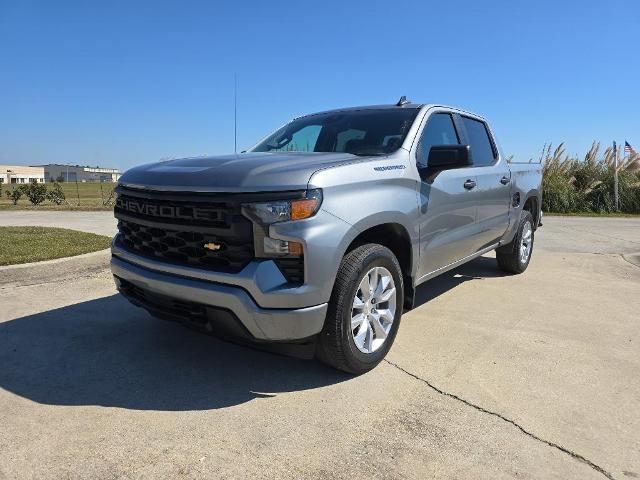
[613,141,619,211]
[234,73,238,154]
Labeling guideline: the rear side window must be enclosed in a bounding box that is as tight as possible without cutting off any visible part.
[416,113,459,166]
[461,117,495,166]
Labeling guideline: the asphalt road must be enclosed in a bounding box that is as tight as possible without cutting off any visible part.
[0,214,639,479]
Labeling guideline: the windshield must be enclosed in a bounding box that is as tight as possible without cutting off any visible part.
[250,108,420,156]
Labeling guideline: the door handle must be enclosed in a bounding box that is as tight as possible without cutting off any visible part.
[463,179,476,190]
[500,176,510,185]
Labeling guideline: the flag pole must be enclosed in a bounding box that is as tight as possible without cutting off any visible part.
[613,140,619,211]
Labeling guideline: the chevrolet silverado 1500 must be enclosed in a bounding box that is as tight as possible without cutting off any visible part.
[111,98,542,373]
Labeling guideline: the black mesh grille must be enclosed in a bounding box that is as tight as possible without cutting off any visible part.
[275,258,305,284]
[122,279,209,324]
[115,189,254,273]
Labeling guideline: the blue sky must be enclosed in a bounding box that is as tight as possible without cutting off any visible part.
[1,0,638,171]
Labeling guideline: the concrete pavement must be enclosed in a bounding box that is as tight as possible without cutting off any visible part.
[0,215,639,479]
[539,215,640,255]
[0,210,117,236]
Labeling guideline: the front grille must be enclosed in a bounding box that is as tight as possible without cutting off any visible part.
[118,219,254,272]
[115,188,254,273]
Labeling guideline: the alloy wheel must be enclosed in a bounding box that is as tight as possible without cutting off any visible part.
[350,266,397,354]
[520,221,533,264]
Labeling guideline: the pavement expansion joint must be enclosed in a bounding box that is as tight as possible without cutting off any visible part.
[383,359,616,480]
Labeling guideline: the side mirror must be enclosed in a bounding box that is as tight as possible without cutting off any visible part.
[427,145,473,170]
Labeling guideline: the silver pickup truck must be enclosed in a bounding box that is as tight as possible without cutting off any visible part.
[111,98,542,373]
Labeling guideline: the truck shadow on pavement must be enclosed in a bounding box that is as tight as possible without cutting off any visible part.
[0,256,503,411]
[0,294,350,411]
[413,255,507,308]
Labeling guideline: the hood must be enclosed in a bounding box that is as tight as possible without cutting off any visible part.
[118,152,371,192]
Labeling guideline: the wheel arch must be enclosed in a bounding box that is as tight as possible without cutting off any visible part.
[522,190,541,229]
[342,220,416,310]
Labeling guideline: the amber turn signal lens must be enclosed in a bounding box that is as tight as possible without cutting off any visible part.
[291,198,320,220]
[287,241,304,255]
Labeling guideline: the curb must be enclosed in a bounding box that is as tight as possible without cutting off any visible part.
[0,249,111,287]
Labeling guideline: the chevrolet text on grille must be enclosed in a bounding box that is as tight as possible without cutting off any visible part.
[116,198,218,221]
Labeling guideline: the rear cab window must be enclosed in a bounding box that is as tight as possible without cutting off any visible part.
[461,117,496,167]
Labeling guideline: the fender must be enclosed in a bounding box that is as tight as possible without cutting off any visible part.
[502,188,541,246]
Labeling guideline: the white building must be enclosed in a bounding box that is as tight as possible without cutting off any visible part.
[35,164,122,183]
[0,165,45,184]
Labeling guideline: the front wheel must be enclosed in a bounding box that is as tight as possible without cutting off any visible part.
[496,210,535,274]
[317,244,404,374]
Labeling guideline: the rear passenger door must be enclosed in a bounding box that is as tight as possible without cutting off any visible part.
[459,116,511,250]
[414,112,479,279]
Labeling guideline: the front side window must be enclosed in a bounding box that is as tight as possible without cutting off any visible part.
[462,117,496,167]
[251,108,419,156]
[416,113,459,166]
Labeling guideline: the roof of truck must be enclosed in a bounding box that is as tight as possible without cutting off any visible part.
[308,103,423,116]
[298,102,485,121]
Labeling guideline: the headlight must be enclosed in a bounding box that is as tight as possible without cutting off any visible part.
[243,189,322,225]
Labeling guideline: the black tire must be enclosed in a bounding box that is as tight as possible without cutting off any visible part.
[496,210,535,274]
[316,244,404,374]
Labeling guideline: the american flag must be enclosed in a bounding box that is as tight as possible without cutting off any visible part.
[624,141,636,156]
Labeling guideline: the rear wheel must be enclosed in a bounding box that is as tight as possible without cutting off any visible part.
[317,244,404,374]
[496,210,535,274]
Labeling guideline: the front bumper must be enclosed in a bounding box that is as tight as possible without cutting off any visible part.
[111,205,353,309]
[111,256,328,341]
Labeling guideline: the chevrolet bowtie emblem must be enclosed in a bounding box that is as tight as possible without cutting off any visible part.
[203,242,222,251]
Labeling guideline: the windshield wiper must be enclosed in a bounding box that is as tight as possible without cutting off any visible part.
[264,142,281,151]
[348,151,386,157]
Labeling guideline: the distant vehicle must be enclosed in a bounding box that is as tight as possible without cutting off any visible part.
[111,98,543,373]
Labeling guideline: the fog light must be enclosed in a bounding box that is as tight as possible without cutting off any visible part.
[263,237,303,256]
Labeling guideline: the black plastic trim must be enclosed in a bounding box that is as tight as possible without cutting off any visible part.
[116,186,307,203]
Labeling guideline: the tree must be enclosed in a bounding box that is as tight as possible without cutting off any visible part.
[5,185,24,205]
[46,182,66,205]
[23,180,47,205]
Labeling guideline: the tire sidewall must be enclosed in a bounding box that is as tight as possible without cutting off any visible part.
[339,248,403,369]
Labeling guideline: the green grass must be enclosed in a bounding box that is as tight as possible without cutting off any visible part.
[0,226,112,266]
[0,182,116,211]
[543,211,640,218]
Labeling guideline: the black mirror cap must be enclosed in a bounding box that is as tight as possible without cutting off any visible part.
[427,145,473,169]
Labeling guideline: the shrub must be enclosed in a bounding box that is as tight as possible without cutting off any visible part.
[22,181,48,205]
[5,186,25,205]
[46,182,66,205]
[541,142,640,214]
[543,173,581,213]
